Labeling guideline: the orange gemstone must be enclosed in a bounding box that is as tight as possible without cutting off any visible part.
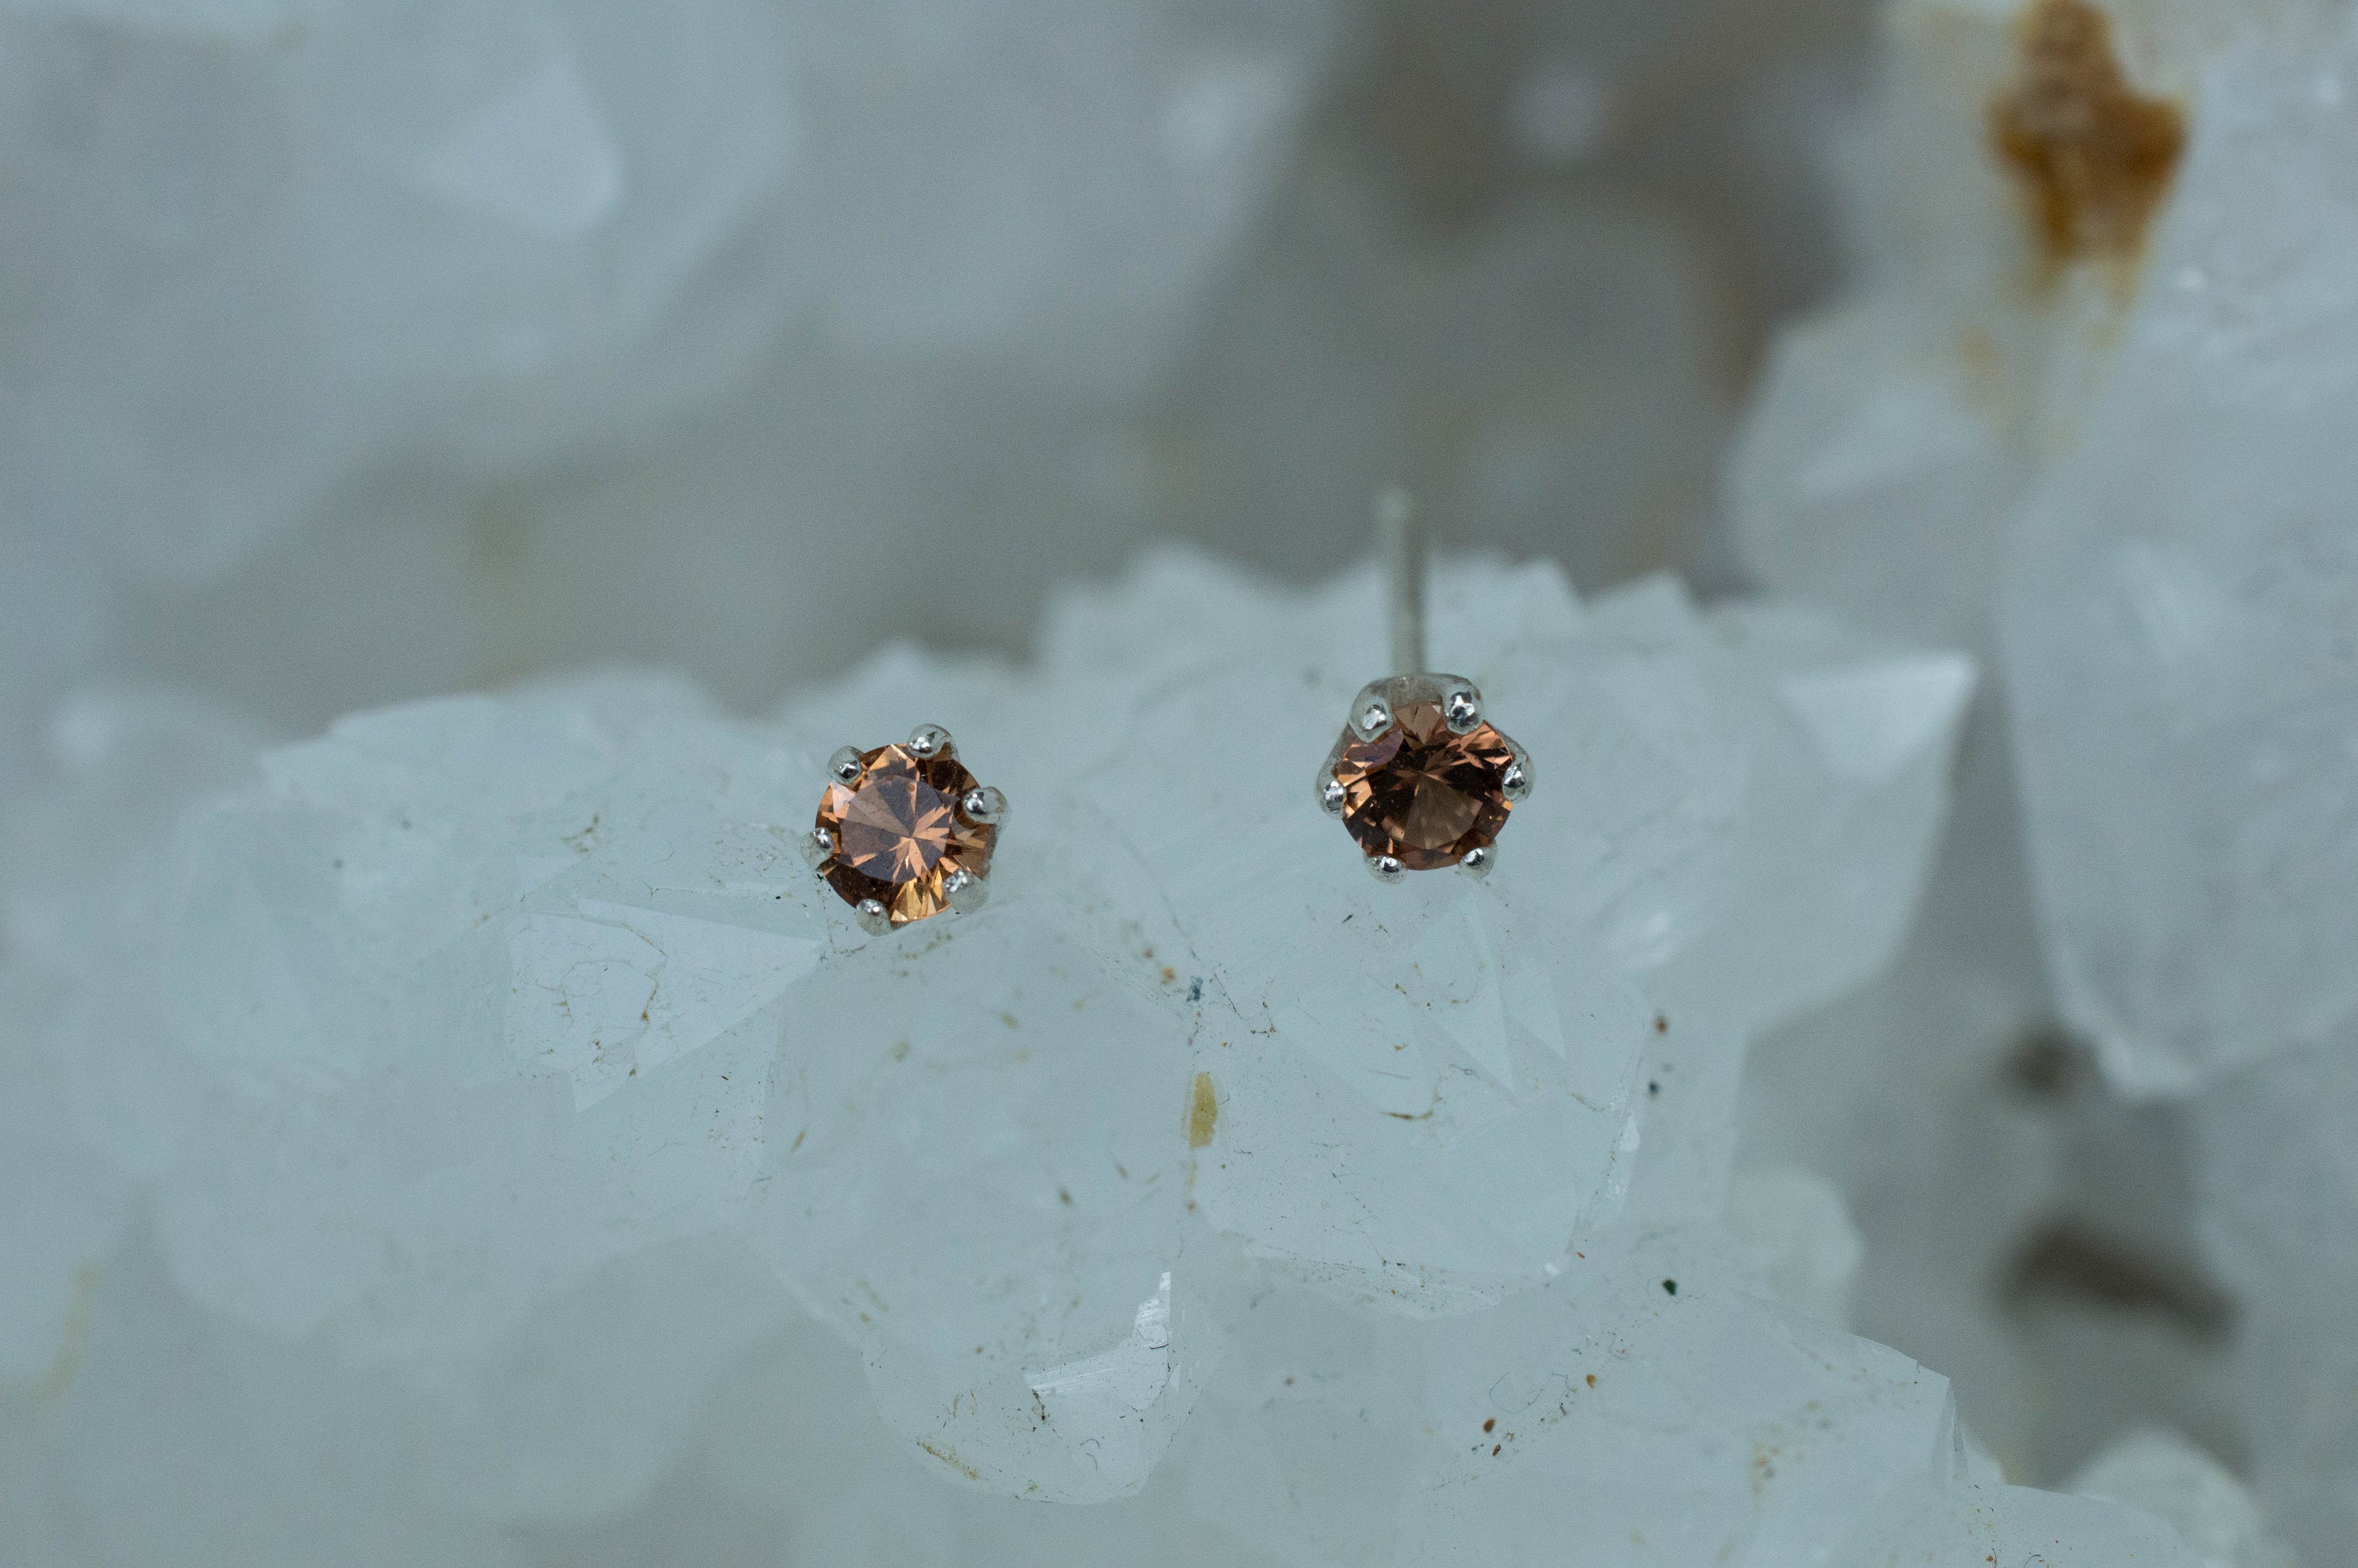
[815,744,997,927]
[1332,694,1515,870]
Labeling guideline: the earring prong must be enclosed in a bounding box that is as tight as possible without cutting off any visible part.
[906,724,953,759]
[944,866,990,913]
[828,746,865,784]
[1442,682,1482,735]
[959,785,1008,826]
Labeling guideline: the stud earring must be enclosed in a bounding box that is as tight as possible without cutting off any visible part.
[802,724,1006,935]
[1317,492,1530,882]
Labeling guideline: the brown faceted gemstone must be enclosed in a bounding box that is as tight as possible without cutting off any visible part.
[1332,695,1515,870]
[815,744,997,927]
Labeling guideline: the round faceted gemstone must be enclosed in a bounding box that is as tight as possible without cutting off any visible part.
[1332,696,1515,870]
[815,744,997,927]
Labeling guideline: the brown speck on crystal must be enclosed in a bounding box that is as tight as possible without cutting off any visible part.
[1991,0,2186,270]
[1329,678,1516,870]
[814,744,996,927]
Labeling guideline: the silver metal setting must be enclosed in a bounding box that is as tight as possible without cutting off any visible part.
[1456,844,1493,880]
[828,745,865,783]
[1350,684,1394,743]
[1377,487,1424,676]
[854,898,892,935]
[1367,854,1406,883]
[905,723,954,759]
[1318,774,1347,816]
[1442,682,1482,735]
[944,866,990,913]
[959,784,1008,826]
[1501,745,1532,802]
[799,826,834,868]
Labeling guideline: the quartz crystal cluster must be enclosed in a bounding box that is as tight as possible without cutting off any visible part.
[4,0,2350,1558]
[2,542,2217,1566]
[1729,0,2358,1559]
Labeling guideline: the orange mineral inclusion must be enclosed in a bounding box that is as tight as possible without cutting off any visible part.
[1332,694,1515,870]
[814,744,996,927]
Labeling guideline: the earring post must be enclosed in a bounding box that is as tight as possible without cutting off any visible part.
[1376,487,1425,675]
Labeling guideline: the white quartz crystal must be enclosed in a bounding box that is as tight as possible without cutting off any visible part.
[1732,0,2338,659]
[0,690,271,1383]
[1040,549,1971,1276]
[2195,1040,2358,1568]
[1048,556,1653,1316]
[1724,1164,1865,1328]
[1732,0,2356,1097]
[2070,1427,2301,1568]
[1729,0,2064,655]
[1736,709,2085,1483]
[683,1300,1277,1566]
[1181,1223,2195,1567]
[2001,14,2358,1095]
[751,805,1221,1502]
[1731,2,2358,1551]
[0,548,2130,1562]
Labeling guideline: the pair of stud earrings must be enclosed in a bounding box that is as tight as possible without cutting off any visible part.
[799,494,1531,935]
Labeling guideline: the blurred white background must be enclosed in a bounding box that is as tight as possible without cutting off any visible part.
[0,0,1873,743]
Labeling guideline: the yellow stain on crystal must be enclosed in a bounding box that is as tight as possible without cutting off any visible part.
[1188,1072,1219,1148]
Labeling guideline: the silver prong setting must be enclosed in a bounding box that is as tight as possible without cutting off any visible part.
[944,866,990,913]
[1351,699,1392,742]
[1442,683,1482,735]
[800,826,834,867]
[828,745,865,784]
[1456,845,1493,880]
[1366,854,1405,883]
[1318,774,1347,816]
[1501,746,1532,802]
[854,898,892,935]
[959,784,1008,826]
[906,723,954,759]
